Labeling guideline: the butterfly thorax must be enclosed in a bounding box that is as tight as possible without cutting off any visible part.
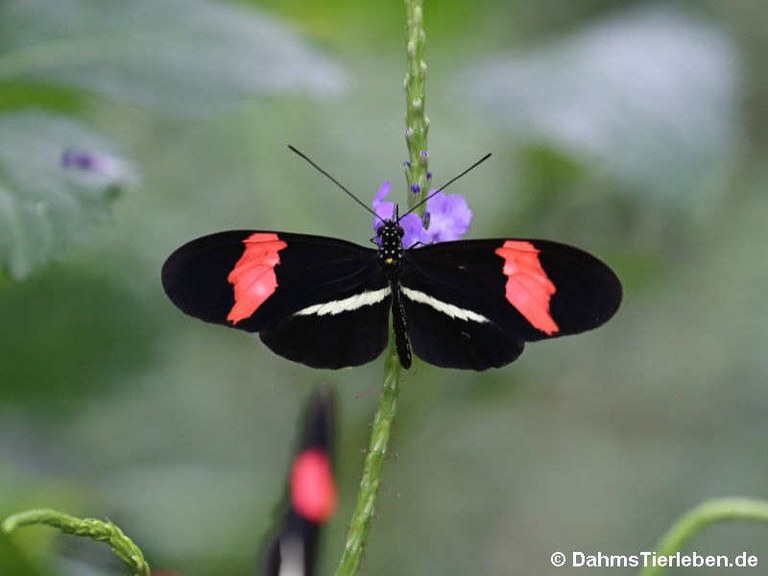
[377,220,404,281]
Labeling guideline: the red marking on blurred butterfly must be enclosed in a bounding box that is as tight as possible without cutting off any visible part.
[262,389,336,576]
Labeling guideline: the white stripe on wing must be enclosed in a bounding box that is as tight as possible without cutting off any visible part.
[294,287,391,317]
[400,286,489,323]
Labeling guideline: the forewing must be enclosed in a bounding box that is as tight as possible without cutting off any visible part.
[401,239,621,369]
[162,230,391,368]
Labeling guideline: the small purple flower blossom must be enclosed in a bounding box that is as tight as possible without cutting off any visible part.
[372,181,392,218]
[410,183,420,194]
[421,191,472,242]
[62,149,99,170]
[372,181,472,247]
[61,148,131,181]
[420,150,428,159]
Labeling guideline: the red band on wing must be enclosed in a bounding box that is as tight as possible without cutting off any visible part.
[495,240,559,335]
[290,448,337,523]
[227,233,287,324]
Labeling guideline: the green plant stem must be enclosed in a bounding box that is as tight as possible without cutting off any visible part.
[334,2,427,574]
[334,339,402,575]
[640,497,768,576]
[2,508,150,576]
[404,0,429,212]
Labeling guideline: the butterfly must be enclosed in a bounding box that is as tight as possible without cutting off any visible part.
[262,389,336,576]
[161,150,622,370]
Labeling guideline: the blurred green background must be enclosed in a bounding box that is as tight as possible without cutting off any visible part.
[1,0,767,574]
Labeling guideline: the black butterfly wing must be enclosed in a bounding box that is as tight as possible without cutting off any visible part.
[397,287,525,370]
[400,239,622,370]
[162,231,390,369]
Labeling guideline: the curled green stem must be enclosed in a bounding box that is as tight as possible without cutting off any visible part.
[2,508,150,576]
[640,497,768,576]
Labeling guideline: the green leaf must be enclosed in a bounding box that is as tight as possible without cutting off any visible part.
[0,0,348,114]
[0,111,135,279]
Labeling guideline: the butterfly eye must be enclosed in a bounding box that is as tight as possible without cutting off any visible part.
[397,226,404,237]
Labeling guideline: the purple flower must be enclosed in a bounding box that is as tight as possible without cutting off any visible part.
[422,190,472,242]
[372,181,472,247]
[61,148,130,180]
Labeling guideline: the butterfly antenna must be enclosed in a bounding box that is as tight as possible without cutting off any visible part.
[288,145,382,221]
[400,152,492,219]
